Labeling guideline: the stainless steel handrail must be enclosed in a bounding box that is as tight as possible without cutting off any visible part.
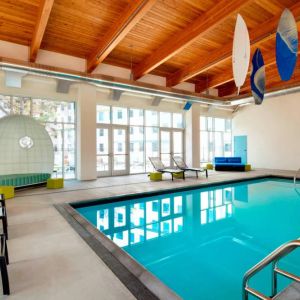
[242,239,300,300]
[294,168,300,185]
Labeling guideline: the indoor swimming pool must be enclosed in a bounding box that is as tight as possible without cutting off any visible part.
[75,177,300,299]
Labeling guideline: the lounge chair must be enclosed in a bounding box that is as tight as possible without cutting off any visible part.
[172,156,208,178]
[148,157,185,181]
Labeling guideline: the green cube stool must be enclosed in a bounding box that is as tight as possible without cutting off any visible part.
[149,172,162,181]
[173,172,184,179]
[245,164,251,172]
[0,186,15,199]
[206,163,214,170]
[47,178,64,189]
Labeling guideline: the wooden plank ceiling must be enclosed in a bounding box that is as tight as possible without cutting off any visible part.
[0,0,300,98]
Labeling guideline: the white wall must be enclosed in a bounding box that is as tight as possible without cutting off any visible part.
[0,40,28,61]
[233,93,300,171]
[36,50,86,72]
[0,73,77,102]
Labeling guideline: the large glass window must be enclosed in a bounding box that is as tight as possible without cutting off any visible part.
[0,95,11,118]
[97,128,109,172]
[12,96,31,115]
[173,113,183,128]
[129,108,143,126]
[145,110,158,126]
[173,131,183,157]
[145,127,159,171]
[130,126,144,173]
[96,105,184,175]
[113,128,127,171]
[0,94,76,178]
[160,130,171,166]
[112,107,127,125]
[160,112,171,127]
[97,105,110,124]
[200,116,232,164]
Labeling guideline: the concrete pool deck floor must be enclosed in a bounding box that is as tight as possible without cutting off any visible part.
[1,169,297,299]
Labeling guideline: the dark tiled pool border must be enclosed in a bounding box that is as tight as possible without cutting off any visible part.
[55,203,178,300]
[55,174,293,300]
[70,174,290,209]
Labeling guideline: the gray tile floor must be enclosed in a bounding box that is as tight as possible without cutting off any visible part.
[2,169,296,299]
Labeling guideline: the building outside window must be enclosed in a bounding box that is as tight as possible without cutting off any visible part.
[0,94,76,179]
[97,105,110,124]
[200,116,232,164]
[99,129,104,136]
[112,107,127,125]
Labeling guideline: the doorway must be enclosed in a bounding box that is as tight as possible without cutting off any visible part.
[96,125,129,176]
[234,135,247,164]
[160,129,184,167]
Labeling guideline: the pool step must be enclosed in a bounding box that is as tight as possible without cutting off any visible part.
[274,282,300,300]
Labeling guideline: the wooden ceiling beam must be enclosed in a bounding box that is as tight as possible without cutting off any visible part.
[87,0,156,73]
[232,74,300,98]
[200,53,277,92]
[218,82,237,97]
[182,0,210,10]
[30,0,55,62]
[132,0,253,80]
[221,78,300,98]
[219,60,300,97]
[195,79,210,93]
[166,1,300,87]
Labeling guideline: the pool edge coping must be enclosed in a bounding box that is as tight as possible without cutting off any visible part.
[69,173,285,208]
[55,173,293,300]
[55,202,181,300]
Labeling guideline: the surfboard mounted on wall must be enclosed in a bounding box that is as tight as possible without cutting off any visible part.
[232,14,250,95]
[276,8,298,81]
[250,49,265,105]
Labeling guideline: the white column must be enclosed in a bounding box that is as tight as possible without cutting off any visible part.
[192,106,200,167]
[76,84,97,180]
[185,109,193,166]
[185,105,200,167]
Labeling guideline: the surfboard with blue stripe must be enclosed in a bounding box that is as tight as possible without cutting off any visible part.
[276,8,298,81]
[250,49,265,105]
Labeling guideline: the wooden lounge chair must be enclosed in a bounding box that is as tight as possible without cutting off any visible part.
[172,156,208,178]
[148,157,185,181]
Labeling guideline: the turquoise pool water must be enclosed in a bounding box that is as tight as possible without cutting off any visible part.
[76,178,300,299]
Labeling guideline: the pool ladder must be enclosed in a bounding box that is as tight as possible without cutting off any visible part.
[294,168,300,186]
[242,239,300,300]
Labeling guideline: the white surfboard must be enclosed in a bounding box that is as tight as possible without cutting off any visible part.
[232,14,250,94]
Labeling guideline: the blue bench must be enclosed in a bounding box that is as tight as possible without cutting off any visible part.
[214,157,246,171]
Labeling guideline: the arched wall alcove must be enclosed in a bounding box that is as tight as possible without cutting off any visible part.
[0,115,54,175]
